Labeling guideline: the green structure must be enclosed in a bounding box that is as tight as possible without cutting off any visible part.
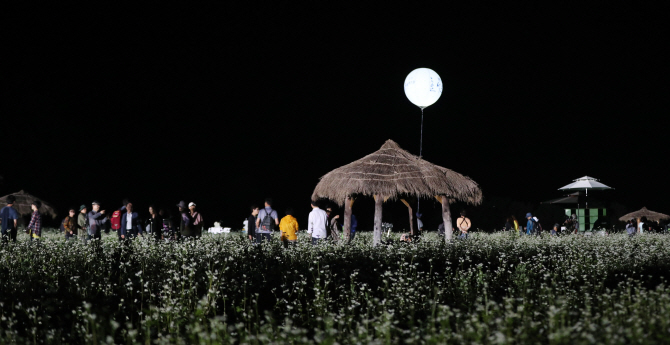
[542,177,614,231]
[564,207,607,231]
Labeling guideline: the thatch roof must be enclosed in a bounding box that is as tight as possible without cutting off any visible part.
[0,190,58,218]
[619,207,670,222]
[312,139,482,205]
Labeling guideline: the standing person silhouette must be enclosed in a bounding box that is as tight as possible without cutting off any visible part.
[255,198,278,243]
[0,195,19,243]
[457,211,471,239]
[87,201,107,244]
[247,205,259,241]
[27,201,43,242]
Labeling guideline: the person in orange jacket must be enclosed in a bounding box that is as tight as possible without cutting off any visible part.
[279,207,299,246]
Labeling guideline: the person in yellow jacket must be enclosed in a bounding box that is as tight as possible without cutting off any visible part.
[279,207,299,246]
[512,215,520,235]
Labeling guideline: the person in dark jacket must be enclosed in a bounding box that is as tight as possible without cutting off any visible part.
[248,205,259,241]
[626,219,637,237]
[159,209,174,240]
[77,205,88,243]
[525,213,535,236]
[147,205,163,241]
[350,214,358,241]
[504,217,513,231]
[87,201,108,243]
[1,195,19,244]
[416,213,424,234]
[62,207,77,241]
[120,202,143,241]
[177,201,194,239]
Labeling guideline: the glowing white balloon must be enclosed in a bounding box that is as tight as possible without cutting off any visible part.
[404,68,442,108]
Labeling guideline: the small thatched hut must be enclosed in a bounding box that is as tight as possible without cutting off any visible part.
[619,207,670,223]
[0,190,58,219]
[312,140,482,245]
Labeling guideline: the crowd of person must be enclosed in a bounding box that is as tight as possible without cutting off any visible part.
[246,198,358,246]
[503,213,565,236]
[500,212,668,237]
[3,194,667,245]
[0,194,205,244]
[0,195,359,247]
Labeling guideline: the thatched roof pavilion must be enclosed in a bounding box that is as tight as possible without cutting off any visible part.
[312,139,482,244]
[619,207,670,222]
[0,190,58,219]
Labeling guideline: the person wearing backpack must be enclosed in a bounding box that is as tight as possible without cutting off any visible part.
[525,213,535,235]
[255,198,278,243]
[532,216,543,236]
[110,208,122,235]
[456,211,471,239]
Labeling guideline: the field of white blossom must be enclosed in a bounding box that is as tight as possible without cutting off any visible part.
[1,230,670,344]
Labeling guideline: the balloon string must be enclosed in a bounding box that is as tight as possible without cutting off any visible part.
[420,107,424,158]
[418,107,424,214]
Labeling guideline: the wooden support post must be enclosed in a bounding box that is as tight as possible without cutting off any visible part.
[400,199,415,235]
[343,196,353,243]
[373,195,383,246]
[439,196,453,242]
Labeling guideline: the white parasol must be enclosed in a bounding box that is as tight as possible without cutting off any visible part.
[558,176,613,209]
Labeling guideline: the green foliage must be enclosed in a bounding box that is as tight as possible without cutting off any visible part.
[1,231,670,344]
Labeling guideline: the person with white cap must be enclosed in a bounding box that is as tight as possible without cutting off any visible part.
[532,216,543,236]
[189,202,203,237]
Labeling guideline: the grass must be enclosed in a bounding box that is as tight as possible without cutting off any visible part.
[1,230,669,344]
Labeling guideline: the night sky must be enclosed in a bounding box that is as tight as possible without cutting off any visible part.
[5,3,669,230]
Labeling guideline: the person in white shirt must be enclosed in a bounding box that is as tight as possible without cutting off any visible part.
[120,202,142,241]
[638,218,645,234]
[308,200,328,245]
[416,212,424,235]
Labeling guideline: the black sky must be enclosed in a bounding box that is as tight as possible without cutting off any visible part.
[4,3,669,229]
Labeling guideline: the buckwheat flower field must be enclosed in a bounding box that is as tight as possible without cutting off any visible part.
[1,231,670,344]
